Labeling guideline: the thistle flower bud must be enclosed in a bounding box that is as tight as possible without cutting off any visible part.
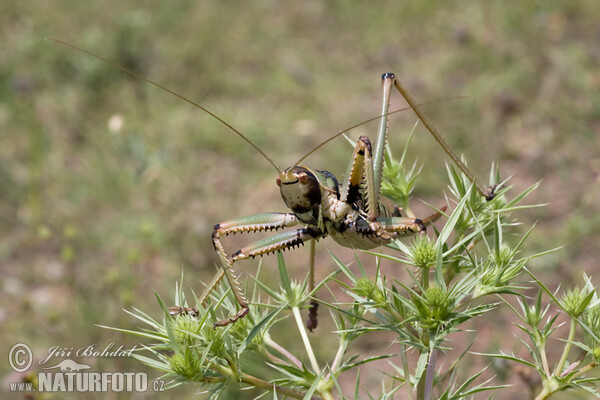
[410,237,437,269]
[172,314,201,344]
[168,352,203,379]
[354,278,388,306]
[561,287,591,318]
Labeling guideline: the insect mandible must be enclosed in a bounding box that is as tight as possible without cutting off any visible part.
[48,39,495,330]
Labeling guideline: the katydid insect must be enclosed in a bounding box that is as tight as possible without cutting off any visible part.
[48,39,494,330]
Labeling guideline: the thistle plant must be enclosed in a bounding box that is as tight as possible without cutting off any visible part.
[105,137,600,399]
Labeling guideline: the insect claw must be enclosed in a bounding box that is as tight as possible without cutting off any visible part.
[415,218,426,232]
[485,184,499,201]
[232,250,242,259]
[214,306,249,328]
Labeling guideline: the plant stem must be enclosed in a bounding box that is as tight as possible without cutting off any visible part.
[416,349,437,400]
[554,319,576,376]
[534,385,551,400]
[416,373,425,400]
[265,335,303,368]
[240,372,315,399]
[327,337,349,380]
[535,319,580,400]
[322,391,335,400]
[424,349,438,400]
[539,340,550,378]
[400,344,413,400]
[422,266,430,289]
[210,361,233,377]
[292,306,321,374]
[570,361,597,379]
[264,350,290,367]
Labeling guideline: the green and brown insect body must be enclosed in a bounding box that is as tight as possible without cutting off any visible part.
[206,74,446,328]
[276,163,427,250]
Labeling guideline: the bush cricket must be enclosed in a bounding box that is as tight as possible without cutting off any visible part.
[47,39,494,330]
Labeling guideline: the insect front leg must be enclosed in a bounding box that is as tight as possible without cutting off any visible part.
[218,225,324,327]
[211,213,302,326]
[171,213,300,324]
[341,135,412,238]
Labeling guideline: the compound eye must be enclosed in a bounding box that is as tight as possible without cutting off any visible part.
[276,177,282,187]
[298,172,309,184]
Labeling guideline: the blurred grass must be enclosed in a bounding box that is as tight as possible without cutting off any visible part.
[1,0,599,398]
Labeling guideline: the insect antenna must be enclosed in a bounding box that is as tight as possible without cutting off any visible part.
[392,80,493,199]
[292,97,468,168]
[46,38,282,173]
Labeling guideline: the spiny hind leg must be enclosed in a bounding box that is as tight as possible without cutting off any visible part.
[389,74,495,200]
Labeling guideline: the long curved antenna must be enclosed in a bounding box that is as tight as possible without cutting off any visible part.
[46,38,282,172]
[393,80,493,200]
[292,97,468,168]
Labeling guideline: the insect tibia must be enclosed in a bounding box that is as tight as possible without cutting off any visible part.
[391,78,492,199]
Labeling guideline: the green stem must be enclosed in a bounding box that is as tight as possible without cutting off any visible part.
[328,337,348,379]
[416,349,436,400]
[424,349,437,400]
[384,303,404,322]
[554,319,576,376]
[322,392,335,400]
[265,335,302,368]
[416,372,426,400]
[570,361,597,379]
[210,362,233,377]
[240,372,316,399]
[539,340,551,378]
[534,385,551,400]
[292,306,321,374]
[400,344,413,400]
[535,319,580,400]
[422,266,430,289]
[193,375,227,384]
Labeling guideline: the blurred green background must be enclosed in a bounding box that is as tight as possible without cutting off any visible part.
[1,1,599,398]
